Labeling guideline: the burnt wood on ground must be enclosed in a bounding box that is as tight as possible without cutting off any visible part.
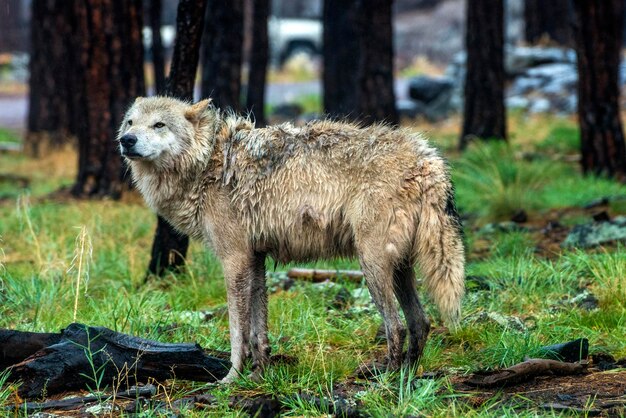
[1,323,230,398]
[466,359,588,387]
[6,384,157,413]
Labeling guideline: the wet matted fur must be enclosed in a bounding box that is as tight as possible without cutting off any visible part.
[119,96,465,382]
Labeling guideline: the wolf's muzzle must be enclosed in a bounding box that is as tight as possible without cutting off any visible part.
[120,134,138,149]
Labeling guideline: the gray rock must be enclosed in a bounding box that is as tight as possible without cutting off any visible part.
[547,94,577,114]
[505,47,576,75]
[526,63,576,80]
[567,290,599,311]
[397,98,421,119]
[444,51,466,86]
[406,76,455,121]
[506,95,530,110]
[466,311,528,333]
[562,215,626,248]
[408,76,454,103]
[479,221,527,234]
[529,97,551,114]
[509,76,545,95]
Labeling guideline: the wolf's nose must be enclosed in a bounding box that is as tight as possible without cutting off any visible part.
[120,134,138,148]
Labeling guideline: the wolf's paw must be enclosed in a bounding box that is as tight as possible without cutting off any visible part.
[219,368,242,384]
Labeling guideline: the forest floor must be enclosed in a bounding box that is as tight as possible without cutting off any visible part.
[1,113,626,417]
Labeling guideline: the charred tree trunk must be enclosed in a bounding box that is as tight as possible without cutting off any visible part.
[246,0,270,126]
[323,0,360,119]
[201,0,244,110]
[460,0,506,149]
[71,0,145,198]
[355,0,398,126]
[524,0,573,46]
[26,0,75,156]
[573,0,626,178]
[149,0,166,94]
[148,0,208,277]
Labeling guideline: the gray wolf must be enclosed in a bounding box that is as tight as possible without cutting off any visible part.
[119,96,465,382]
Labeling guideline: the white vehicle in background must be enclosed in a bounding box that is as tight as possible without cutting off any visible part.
[268,17,322,66]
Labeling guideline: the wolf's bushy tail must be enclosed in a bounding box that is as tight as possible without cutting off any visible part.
[413,189,465,326]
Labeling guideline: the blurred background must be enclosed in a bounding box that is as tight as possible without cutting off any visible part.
[1,0,626,273]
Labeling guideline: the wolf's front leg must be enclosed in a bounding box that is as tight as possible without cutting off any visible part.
[249,251,270,381]
[220,254,254,383]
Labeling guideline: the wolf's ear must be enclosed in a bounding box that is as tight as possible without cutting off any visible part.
[185,99,212,122]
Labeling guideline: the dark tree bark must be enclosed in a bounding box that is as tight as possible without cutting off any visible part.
[573,0,626,178]
[148,0,208,276]
[71,0,145,198]
[524,0,573,46]
[26,0,75,156]
[322,0,360,119]
[460,0,506,149]
[355,0,398,126]
[246,0,270,126]
[201,0,244,110]
[149,0,167,94]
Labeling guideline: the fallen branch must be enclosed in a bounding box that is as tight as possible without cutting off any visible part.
[7,384,157,413]
[466,359,588,387]
[2,323,230,398]
[287,268,364,283]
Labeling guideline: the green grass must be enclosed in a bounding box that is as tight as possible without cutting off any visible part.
[1,115,626,416]
[0,127,20,144]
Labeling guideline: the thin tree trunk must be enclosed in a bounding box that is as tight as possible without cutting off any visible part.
[149,0,166,94]
[355,0,398,126]
[148,0,208,277]
[201,0,244,110]
[573,0,626,178]
[71,0,144,198]
[25,0,74,156]
[460,0,506,149]
[246,0,270,126]
[322,0,360,119]
[524,0,573,46]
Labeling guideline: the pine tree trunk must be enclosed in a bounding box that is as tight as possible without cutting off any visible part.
[149,0,166,94]
[460,0,506,149]
[25,0,74,156]
[524,0,573,46]
[70,0,145,198]
[322,0,360,119]
[246,0,270,126]
[148,0,208,277]
[201,0,244,110]
[573,0,626,178]
[355,0,398,126]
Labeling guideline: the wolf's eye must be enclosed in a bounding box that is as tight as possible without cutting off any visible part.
[127,120,132,126]
[154,122,165,129]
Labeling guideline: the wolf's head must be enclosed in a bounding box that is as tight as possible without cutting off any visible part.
[118,96,215,168]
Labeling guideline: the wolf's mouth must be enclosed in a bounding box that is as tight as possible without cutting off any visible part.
[122,151,145,160]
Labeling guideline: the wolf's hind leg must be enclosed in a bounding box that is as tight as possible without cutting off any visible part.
[249,252,270,381]
[393,262,430,365]
[359,247,405,369]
